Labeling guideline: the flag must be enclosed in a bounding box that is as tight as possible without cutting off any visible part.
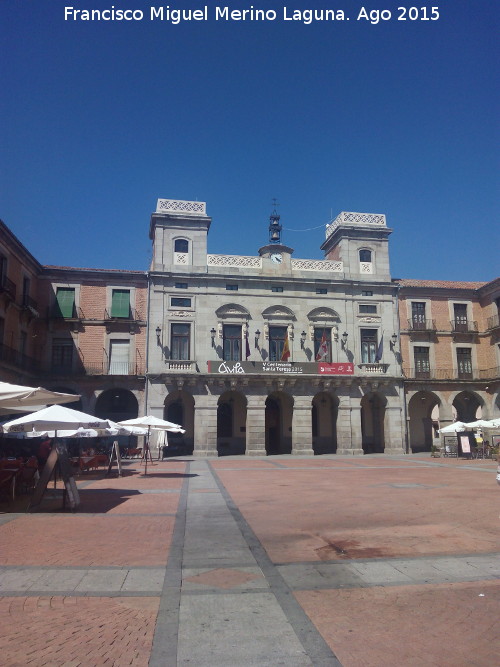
[245,331,250,360]
[375,333,384,362]
[280,333,290,361]
[315,331,329,361]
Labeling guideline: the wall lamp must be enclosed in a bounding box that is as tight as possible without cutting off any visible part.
[300,331,307,349]
[341,332,348,349]
[210,327,217,348]
[254,329,261,348]
[155,326,161,344]
[390,333,398,350]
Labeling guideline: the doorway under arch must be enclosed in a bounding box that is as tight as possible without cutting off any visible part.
[95,388,138,422]
[265,393,293,455]
[163,391,194,455]
[361,393,386,454]
[408,391,441,452]
[312,392,338,454]
[453,391,482,423]
[217,391,247,456]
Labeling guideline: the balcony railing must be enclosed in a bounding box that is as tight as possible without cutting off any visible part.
[403,367,486,380]
[358,363,390,374]
[0,343,40,372]
[104,308,144,322]
[451,320,478,333]
[21,294,38,311]
[0,275,16,300]
[46,361,145,376]
[50,305,85,320]
[487,313,500,331]
[407,318,437,332]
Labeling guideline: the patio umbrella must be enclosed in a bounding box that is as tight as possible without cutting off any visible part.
[438,421,468,433]
[463,420,493,429]
[1,405,112,435]
[117,416,185,473]
[0,381,79,415]
[481,418,500,429]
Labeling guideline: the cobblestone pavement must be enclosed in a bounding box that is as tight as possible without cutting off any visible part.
[0,454,498,666]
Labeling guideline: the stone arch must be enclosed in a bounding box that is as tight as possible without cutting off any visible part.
[265,391,294,455]
[361,392,387,454]
[217,390,247,456]
[408,390,441,453]
[163,390,195,455]
[307,307,341,323]
[452,390,484,423]
[312,392,339,454]
[94,388,138,422]
[215,303,251,319]
[261,305,296,321]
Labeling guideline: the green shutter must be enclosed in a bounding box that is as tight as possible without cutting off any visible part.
[111,290,130,318]
[55,288,75,318]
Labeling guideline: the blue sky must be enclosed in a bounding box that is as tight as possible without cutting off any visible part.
[1,1,498,280]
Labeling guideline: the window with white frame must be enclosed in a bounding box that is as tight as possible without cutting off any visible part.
[109,339,130,375]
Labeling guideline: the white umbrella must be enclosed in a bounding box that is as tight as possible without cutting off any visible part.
[117,416,185,473]
[2,405,112,435]
[481,418,500,429]
[0,381,79,415]
[438,421,468,433]
[117,415,185,432]
[463,420,492,429]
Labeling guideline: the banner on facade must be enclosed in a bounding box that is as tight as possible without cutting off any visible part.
[207,360,354,375]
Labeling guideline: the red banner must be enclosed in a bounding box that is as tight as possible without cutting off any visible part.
[318,363,354,375]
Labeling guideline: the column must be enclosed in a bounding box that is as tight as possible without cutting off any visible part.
[246,394,266,456]
[193,394,218,457]
[291,395,314,456]
[383,393,406,455]
[336,391,364,455]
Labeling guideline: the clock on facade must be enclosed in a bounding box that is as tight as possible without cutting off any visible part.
[270,253,283,264]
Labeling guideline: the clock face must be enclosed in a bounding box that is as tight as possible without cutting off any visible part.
[271,253,283,264]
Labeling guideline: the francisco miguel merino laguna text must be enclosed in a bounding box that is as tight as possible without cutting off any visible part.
[64,6,352,24]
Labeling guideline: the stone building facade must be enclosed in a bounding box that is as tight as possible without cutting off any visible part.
[146,199,406,456]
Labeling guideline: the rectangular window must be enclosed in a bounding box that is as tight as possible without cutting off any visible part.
[269,326,287,361]
[171,323,190,360]
[111,289,131,318]
[316,288,327,294]
[170,297,191,308]
[359,304,377,314]
[454,304,468,331]
[411,302,426,329]
[109,339,130,375]
[457,347,472,379]
[0,317,4,346]
[362,290,373,297]
[360,329,378,364]
[225,284,239,291]
[271,286,284,293]
[19,331,27,356]
[52,338,73,371]
[22,277,30,305]
[314,328,331,362]
[175,282,188,289]
[223,325,242,361]
[55,287,75,318]
[414,346,430,378]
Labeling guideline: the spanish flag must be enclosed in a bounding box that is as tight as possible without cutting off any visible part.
[280,333,290,361]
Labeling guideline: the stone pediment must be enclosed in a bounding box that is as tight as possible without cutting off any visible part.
[215,303,250,319]
[262,305,296,320]
[307,307,340,322]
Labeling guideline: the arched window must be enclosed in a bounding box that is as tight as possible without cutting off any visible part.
[174,239,189,253]
[359,249,372,263]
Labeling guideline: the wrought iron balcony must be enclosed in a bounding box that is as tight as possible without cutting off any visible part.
[0,275,16,300]
[0,343,40,372]
[45,360,145,376]
[49,305,85,320]
[450,319,478,333]
[407,318,437,332]
[403,367,481,380]
[21,294,39,312]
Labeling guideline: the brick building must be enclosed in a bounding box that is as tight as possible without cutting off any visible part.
[398,278,500,451]
[0,220,147,421]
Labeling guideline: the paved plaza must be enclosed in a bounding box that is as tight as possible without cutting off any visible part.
[0,453,499,666]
